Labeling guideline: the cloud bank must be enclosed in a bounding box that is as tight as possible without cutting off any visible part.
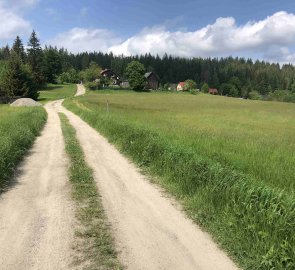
[0,1,32,41]
[49,11,295,64]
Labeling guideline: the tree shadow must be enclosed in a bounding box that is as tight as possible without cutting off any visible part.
[40,85,63,91]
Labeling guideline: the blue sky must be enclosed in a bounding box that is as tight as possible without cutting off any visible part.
[1,0,295,63]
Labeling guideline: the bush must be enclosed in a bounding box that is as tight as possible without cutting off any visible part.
[85,81,101,90]
[248,90,261,100]
[201,83,209,93]
[184,79,197,91]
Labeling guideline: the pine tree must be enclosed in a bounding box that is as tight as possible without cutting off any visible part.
[43,46,62,83]
[2,51,38,99]
[12,36,26,62]
[27,30,45,87]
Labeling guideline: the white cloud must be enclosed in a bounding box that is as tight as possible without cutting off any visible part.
[48,11,295,64]
[0,2,32,41]
[109,11,295,61]
[46,28,121,53]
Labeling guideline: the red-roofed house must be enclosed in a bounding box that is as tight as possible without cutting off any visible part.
[177,82,185,91]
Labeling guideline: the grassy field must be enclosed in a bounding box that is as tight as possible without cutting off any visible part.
[59,113,123,269]
[64,90,295,270]
[38,83,76,103]
[0,105,46,192]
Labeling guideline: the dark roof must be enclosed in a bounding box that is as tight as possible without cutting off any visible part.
[144,72,159,80]
[144,72,153,78]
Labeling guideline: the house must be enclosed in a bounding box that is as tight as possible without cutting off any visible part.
[145,72,159,90]
[208,88,218,95]
[177,82,185,91]
[100,69,121,85]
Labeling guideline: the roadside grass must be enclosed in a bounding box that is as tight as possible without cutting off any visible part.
[0,105,46,192]
[38,83,76,103]
[59,113,123,270]
[64,91,295,270]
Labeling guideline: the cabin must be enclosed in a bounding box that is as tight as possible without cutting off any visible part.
[177,82,185,91]
[145,72,159,90]
[208,88,218,95]
[100,69,121,85]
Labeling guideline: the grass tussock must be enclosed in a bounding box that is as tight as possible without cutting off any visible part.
[64,91,295,270]
[59,113,123,270]
[0,105,46,192]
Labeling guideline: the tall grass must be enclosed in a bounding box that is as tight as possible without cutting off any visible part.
[0,105,46,191]
[64,91,295,269]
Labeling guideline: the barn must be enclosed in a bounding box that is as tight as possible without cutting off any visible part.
[100,69,121,85]
[145,72,159,90]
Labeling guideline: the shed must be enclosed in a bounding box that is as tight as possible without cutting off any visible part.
[145,72,159,90]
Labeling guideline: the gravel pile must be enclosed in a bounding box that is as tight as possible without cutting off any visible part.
[10,98,42,107]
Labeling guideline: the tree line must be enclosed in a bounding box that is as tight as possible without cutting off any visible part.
[1,31,295,101]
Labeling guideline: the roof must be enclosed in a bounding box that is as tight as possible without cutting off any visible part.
[100,69,111,75]
[209,88,218,92]
[144,72,159,80]
[178,82,185,87]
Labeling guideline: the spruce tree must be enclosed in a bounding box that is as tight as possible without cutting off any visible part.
[2,51,38,99]
[12,36,26,62]
[27,30,45,87]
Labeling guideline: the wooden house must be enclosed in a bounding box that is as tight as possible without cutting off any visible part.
[100,69,121,85]
[145,72,159,90]
[208,88,218,95]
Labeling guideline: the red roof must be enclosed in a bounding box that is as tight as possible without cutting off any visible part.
[178,82,185,87]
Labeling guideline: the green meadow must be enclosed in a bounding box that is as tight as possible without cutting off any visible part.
[0,105,46,191]
[38,83,76,103]
[65,90,295,270]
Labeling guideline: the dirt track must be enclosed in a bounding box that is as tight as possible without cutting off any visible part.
[0,102,75,270]
[58,85,239,270]
[0,85,239,270]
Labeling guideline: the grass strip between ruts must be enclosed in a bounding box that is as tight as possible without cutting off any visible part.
[59,113,123,270]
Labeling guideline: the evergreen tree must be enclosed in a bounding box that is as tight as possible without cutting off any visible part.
[43,46,62,83]
[27,30,45,87]
[12,36,26,62]
[2,51,38,99]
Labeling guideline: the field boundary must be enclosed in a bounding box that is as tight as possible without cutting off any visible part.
[64,99,295,270]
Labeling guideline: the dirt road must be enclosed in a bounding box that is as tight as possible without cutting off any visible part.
[58,86,239,270]
[0,84,238,270]
[0,102,75,270]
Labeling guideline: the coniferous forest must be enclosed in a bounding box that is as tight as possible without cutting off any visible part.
[2,31,295,101]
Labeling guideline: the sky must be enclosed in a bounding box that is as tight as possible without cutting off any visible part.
[1,0,295,64]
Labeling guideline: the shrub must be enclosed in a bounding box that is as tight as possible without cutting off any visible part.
[248,90,261,100]
[85,81,101,90]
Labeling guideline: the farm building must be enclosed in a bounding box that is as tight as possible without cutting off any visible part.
[177,82,185,91]
[145,72,159,90]
[209,88,218,95]
[101,69,121,85]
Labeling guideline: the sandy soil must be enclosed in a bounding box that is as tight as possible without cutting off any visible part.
[58,88,239,270]
[75,84,86,96]
[0,102,75,270]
